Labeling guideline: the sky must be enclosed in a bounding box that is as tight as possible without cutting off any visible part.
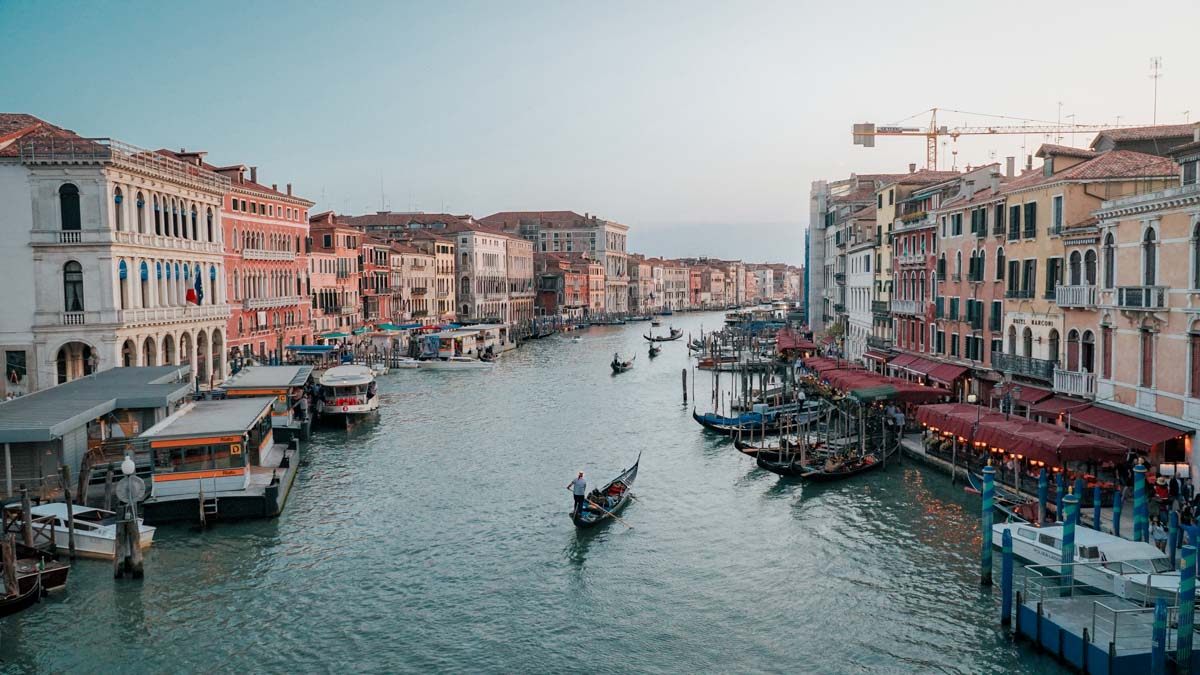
[2,0,1198,265]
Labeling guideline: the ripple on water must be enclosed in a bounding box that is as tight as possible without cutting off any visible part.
[0,314,1067,674]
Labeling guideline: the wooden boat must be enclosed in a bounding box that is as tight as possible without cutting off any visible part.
[692,409,793,436]
[651,319,662,327]
[611,354,636,373]
[29,503,156,560]
[965,472,1039,522]
[757,444,898,481]
[0,577,40,618]
[644,328,683,342]
[15,556,69,593]
[573,454,639,528]
[648,344,661,358]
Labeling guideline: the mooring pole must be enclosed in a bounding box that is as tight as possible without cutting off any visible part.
[681,369,687,403]
[1001,527,1013,626]
[1061,493,1079,593]
[981,465,995,586]
[1055,472,1064,523]
[1112,489,1123,538]
[1178,545,1197,673]
[1134,464,1148,542]
[1152,597,1167,675]
[1093,484,1101,532]
[1037,468,1047,526]
[59,465,76,559]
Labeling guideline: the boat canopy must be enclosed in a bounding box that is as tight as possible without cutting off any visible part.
[319,365,375,387]
[284,345,336,353]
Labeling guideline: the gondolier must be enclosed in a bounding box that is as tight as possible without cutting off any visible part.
[568,472,587,515]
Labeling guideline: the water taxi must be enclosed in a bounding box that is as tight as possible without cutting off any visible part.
[418,356,493,370]
[138,397,301,523]
[219,365,315,441]
[28,502,155,560]
[993,522,1177,603]
[315,365,380,419]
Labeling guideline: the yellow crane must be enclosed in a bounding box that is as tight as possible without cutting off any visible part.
[852,108,1142,170]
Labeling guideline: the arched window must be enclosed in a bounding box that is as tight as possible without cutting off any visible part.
[1140,328,1154,387]
[113,187,124,231]
[1143,228,1157,286]
[1022,327,1033,358]
[118,259,128,310]
[136,192,145,233]
[1048,329,1060,365]
[968,251,977,280]
[1084,250,1097,286]
[919,272,926,301]
[1066,329,1079,371]
[139,261,150,308]
[1081,330,1095,373]
[207,208,214,242]
[171,200,180,237]
[1193,223,1200,289]
[191,207,199,240]
[978,250,986,282]
[153,196,162,235]
[1007,325,1017,354]
[995,247,1005,281]
[1103,233,1115,289]
[232,228,238,250]
[59,183,81,231]
[938,252,946,277]
[63,261,84,311]
[1068,251,1082,286]
[955,251,962,277]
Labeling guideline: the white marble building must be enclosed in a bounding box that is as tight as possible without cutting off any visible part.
[0,116,231,393]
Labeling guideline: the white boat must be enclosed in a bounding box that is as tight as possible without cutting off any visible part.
[369,362,390,376]
[651,319,662,327]
[316,365,380,416]
[993,522,1178,603]
[29,503,155,560]
[572,336,583,343]
[417,356,493,370]
[391,358,421,369]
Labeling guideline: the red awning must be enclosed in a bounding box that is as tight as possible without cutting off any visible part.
[863,350,890,363]
[1066,405,1190,452]
[915,402,1125,465]
[1030,396,1091,421]
[928,363,968,386]
[903,357,939,376]
[992,382,1052,405]
[889,354,917,368]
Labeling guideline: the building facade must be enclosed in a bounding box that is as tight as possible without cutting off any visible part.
[309,213,362,337]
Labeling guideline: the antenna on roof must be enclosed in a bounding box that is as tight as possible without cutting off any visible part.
[1150,57,1163,125]
[379,171,386,212]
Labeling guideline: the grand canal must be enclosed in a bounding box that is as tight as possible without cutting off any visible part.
[2,312,1065,673]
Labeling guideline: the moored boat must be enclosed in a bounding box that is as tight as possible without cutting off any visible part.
[27,503,156,560]
[418,356,493,370]
[573,454,640,528]
[316,365,380,417]
[0,577,40,618]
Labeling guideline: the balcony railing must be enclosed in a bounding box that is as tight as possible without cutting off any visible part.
[59,230,81,243]
[244,295,306,310]
[19,137,231,193]
[411,287,427,295]
[242,248,296,261]
[866,335,892,350]
[992,351,1057,382]
[1116,286,1168,310]
[117,303,230,327]
[950,273,962,282]
[1054,368,1097,398]
[1047,225,1063,238]
[1056,285,1097,308]
[1023,227,1037,239]
[340,307,356,315]
[890,299,923,315]
[62,311,85,325]
[871,300,889,317]
[834,273,845,284]
[1005,288,1034,299]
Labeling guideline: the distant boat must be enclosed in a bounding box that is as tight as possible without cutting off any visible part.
[644,328,683,342]
[611,353,636,373]
[572,454,639,528]
[651,318,662,327]
[418,356,493,370]
[648,344,661,358]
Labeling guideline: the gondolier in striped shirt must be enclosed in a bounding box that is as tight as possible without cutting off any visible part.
[568,472,587,515]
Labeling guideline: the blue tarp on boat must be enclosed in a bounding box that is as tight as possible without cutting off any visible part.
[284,345,337,353]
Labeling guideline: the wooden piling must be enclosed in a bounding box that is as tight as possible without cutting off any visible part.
[1,534,17,596]
[112,504,125,579]
[127,516,144,578]
[19,485,33,550]
[59,466,76,559]
[104,467,114,512]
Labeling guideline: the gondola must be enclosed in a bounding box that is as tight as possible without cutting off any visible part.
[757,444,898,481]
[573,454,640,528]
[648,344,661,358]
[643,328,683,342]
[692,409,793,436]
[611,354,636,373]
[0,578,40,618]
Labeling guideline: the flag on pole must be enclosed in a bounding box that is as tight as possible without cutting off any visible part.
[186,272,203,305]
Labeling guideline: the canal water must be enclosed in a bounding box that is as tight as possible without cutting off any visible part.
[2,312,1066,674]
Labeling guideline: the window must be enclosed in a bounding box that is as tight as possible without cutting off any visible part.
[877,194,882,209]
[1103,233,1116,289]
[1023,202,1037,237]
[937,253,946,277]
[1048,329,1060,365]
[977,250,986,282]
[1140,329,1154,387]
[59,183,81,230]
[63,261,84,312]
[113,187,124,231]
[955,251,962,277]
[1143,228,1157,286]
[952,213,963,236]
[207,208,214,242]
[1190,333,1200,398]
[323,234,332,248]
[950,333,959,357]
[996,248,1005,280]
[1008,205,1020,240]
[1185,161,1197,186]
[888,189,894,206]
[5,351,26,384]
[1045,257,1062,298]
[1022,327,1033,358]
[1051,195,1064,234]
[136,192,145,233]
[1008,325,1017,354]
[994,203,1005,236]
[1081,330,1095,373]
[1084,250,1097,286]
[1068,251,1082,286]
[949,297,959,321]
[1022,259,1037,294]
[990,300,1002,331]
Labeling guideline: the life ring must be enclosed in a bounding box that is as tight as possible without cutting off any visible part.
[342,405,349,412]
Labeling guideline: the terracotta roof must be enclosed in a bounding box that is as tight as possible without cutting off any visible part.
[344,212,474,229]
[478,211,593,229]
[0,113,92,158]
[1001,150,1177,194]
[1168,140,1200,157]
[888,169,962,186]
[1091,124,1198,144]
[1035,144,1098,160]
[852,204,876,219]
[155,149,312,203]
[389,242,422,254]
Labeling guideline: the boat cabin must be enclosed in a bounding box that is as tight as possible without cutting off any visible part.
[424,331,478,358]
[218,365,314,441]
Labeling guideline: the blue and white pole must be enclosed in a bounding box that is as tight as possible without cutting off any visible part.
[1061,493,1079,593]
[981,465,995,586]
[1112,489,1123,538]
[1093,484,1101,531]
[1178,545,1196,672]
[1055,472,1065,522]
[1134,464,1148,542]
[1001,528,1013,626]
[1037,468,1048,526]
[1152,597,1167,675]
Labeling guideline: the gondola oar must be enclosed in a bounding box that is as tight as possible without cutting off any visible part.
[585,500,634,529]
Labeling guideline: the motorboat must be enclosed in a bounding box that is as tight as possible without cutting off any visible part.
[28,503,156,560]
[316,365,380,417]
[651,319,662,327]
[417,356,493,370]
[369,362,390,376]
[993,522,1178,603]
[391,357,421,369]
[571,336,583,343]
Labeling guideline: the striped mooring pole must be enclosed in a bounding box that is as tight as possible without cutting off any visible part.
[1112,489,1123,538]
[981,465,995,586]
[1037,468,1048,526]
[1178,545,1196,674]
[1001,528,1013,626]
[1074,477,1086,513]
[1093,484,1101,531]
[1134,464,1148,542]
[1055,472,1065,522]
[1152,597,1167,675]
[1061,493,1079,593]
[1171,509,1180,571]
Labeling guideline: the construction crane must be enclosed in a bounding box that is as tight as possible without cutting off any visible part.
[852,108,1143,170]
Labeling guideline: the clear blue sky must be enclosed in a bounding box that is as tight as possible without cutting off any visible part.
[2,0,1197,264]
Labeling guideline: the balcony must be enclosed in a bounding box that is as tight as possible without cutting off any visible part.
[992,351,1057,382]
[62,311,86,325]
[1005,288,1034,300]
[1116,286,1168,310]
[1054,368,1097,398]
[1056,285,1097,308]
[243,295,306,310]
[833,303,845,313]
[117,303,231,328]
[242,248,296,261]
[890,299,923,315]
[340,307,356,315]
[411,287,427,295]
[866,335,892,350]
[20,137,231,193]
[30,229,224,254]
[834,273,845,285]
[1047,225,1063,238]
[950,273,962,282]
[871,300,890,318]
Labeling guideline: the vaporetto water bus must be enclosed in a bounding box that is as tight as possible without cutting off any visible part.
[315,365,380,419]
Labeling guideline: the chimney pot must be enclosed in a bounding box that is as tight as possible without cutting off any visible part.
[1005,156,1016,179]
[908,163,916,173]
[250,166,258,183]
[272,183,278,191]
[286,183,293,196]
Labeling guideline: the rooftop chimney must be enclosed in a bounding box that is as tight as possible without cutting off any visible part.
[963,179,976,200]
[250,167,258,184]
[1005,156,1015,179]
[1026,155,1033,172]
[286,183,293,196]
[272,183,277,192]
[990,175,1000,193]
[908,163,916,173]
[1194,125,1200,142]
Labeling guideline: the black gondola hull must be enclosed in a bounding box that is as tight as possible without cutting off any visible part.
[572,455,640,528]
